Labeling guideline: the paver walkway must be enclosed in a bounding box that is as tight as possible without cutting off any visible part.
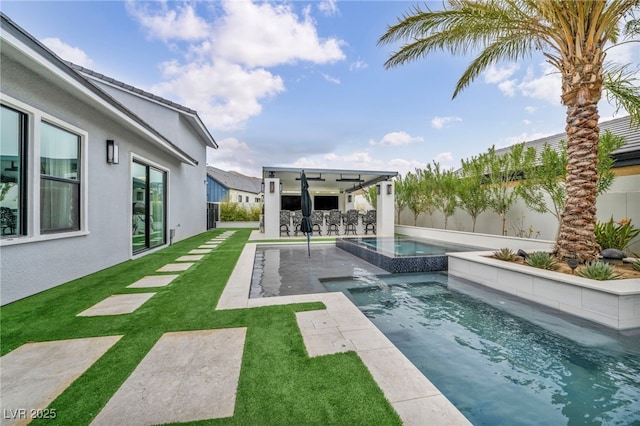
[91,328,246,425]
[1,336,122,426]
[77,294,156,316]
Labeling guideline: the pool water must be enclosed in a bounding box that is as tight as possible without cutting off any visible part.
[322,272,640,425]
[353,236,478,257]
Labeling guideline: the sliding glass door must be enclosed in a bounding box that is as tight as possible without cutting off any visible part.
[132,160,166,254]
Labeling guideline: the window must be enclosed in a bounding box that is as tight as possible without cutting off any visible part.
[238,195,242,203]
[245,196,249,203]
[132,160,166,253]
[0,105,27,237]
[255,197,260,203]
[40,122,80,233]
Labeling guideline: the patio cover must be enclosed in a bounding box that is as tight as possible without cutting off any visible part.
[262,167,398,194]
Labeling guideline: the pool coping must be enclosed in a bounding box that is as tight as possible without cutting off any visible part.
[217,242,472,425]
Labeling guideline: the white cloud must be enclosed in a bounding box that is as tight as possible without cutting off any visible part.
[518,63,562,105]
[349,60,368,71]
[483,64,519,84]
[210,0,345,68]
[125,0,346,131]
[523,119,532,125]
[318,0,339,16]
[42,38,93,67]
[387,158,424,176]
[431,116,462,129]
[525,106,537,114]
[501,131,554,148]
[153,60,284,131]
[126,2,210,41]
[321,73,340,84]
[497,79,517,97]
[206,138,261,176]
[373,131,424,146]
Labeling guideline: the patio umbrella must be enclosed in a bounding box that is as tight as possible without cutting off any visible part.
[300,170,313,257]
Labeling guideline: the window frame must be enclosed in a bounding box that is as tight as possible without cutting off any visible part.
[0,104,28,238]
[39,120,82,234]
[131,154,169,256]
[0,94,89,246]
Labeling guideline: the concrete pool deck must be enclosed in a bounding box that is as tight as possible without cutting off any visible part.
[218,242,472,425]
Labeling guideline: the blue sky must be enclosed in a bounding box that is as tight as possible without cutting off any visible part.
[2,1,636,177]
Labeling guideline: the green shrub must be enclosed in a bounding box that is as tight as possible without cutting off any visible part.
[493,248,516,261]
[220,202,262,221]
[595,217,640,252]
[577,261,620,280]
[525,251,557,270]
[633,259,640,272]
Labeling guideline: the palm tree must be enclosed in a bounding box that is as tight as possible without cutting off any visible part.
[379,0,639,261]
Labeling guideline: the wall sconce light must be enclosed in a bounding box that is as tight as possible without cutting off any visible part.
[387,184,392,195]
[347,194,352,203]
[106,139,119,164]
[376,184,381,195]
[269,181,275,193]
[279,182,283,193]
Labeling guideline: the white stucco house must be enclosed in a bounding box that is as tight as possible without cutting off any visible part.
[0,13,217,304]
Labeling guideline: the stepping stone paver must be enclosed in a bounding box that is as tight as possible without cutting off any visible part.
[77,293,156,316]
[199,245,218,249]
[91,328,247,425]
[189,249,212,254]
[127,275,179,288]
[157,263,194,272]
[1,336,122,426]
[176,255,204,262]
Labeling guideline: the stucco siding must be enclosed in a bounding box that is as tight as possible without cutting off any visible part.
[1,53,208,304]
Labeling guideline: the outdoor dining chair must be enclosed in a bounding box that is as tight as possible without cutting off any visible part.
[363,209,376,234]
[327,209,341,235]
[311,210,324,235]
[344,209,359,235]
[292,210,302,236]
[280,210,291,236]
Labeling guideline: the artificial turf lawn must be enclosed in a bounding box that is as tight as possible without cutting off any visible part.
[1,229,402,425]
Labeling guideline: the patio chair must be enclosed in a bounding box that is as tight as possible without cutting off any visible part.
[327,210,341,235]
[344,209,359,235]
[280,210,291,236]
[363,210,376,234]
[311,210,323,235]
[291,210,302,236]
[0,207,16,235]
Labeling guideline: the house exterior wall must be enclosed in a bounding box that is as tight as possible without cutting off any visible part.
[207,177,229,202]
[0,52,207,304]
[93,81,208,241]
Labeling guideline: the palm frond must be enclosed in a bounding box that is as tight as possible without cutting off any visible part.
[603,63,640,126]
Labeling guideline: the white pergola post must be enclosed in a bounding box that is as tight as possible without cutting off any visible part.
[264,177,281,239]
[345,192,355,210]
[376,181,394,236]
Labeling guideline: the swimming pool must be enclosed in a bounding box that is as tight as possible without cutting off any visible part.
[322,272,640,425]
[336,236,482,273]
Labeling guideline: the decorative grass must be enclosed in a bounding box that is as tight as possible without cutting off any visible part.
[1,229,401,425]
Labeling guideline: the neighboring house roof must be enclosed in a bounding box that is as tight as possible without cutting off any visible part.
[69,63,217,150]
[493,115,639,166]
[0,12,211,165]
[207,167,262,194]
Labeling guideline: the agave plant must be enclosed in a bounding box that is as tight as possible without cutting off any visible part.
[577,261,621,281]
[525,252,557,270]
[493,248,516,261]
[633,259,640,272]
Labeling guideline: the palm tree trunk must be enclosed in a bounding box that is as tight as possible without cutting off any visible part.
[555,102,601,261]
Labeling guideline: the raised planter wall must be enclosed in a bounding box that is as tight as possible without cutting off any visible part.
[448,251,640,330]
[215,221,260,229]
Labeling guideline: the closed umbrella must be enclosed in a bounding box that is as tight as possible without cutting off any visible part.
[300,170,313,256]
